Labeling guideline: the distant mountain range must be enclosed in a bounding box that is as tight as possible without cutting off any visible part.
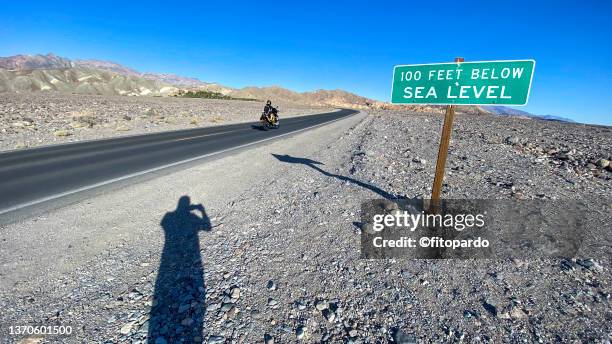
[73,59,210,88]
[0,53,574,121]
[484,105,575,123]
[0,54,179,96]
[0,53,381,108]
[0,53,73,70]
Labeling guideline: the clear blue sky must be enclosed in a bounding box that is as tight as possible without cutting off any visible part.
[1,1,610,125]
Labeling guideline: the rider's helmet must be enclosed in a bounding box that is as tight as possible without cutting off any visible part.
[266,100,272,106]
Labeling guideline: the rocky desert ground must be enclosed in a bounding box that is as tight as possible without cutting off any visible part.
[0,92,333,152]
[0,100,610,343]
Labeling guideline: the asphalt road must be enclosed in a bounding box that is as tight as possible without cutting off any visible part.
[0,109,357,216]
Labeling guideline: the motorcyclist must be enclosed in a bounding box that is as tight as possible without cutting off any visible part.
[262,100,273,117]
[261,100,278,123]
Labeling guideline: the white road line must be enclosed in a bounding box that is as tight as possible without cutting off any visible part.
[0,112,356,216]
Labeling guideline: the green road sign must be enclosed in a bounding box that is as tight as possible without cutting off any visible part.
[391,60,535,105]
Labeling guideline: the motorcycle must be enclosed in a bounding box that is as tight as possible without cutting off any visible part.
[260,107,280,129]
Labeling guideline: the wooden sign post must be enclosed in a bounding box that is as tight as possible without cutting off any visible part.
[431,57,463,202]
[431,57,464,204]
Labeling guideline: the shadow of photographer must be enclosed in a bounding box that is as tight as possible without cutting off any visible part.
[148,196,211,343]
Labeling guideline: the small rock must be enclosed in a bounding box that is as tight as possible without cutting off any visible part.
[72,115,97,127]
[577,258,604,272]
[560,259,574,271]
[596,159,610,168]
[296,326,305,340]
[400,270,412,279]
[12,121,30,128]
[69,121,87,129]
[137,320,149,333]
[505,136,520,145]
[116,125,130,132]
[498,311,511,320]
[266,280,277,290]
[267,298,278,307]
[315,300,328,311]
[181,317,194,326]
[219,303,233,313]
[145,108,159,117]
[296,301,306,310]
[53,130,72,137]
[510,307,527,319]
[225,306,239,319]
[328,301,339,312]
[463,310,476,319]
[208,336,224,344]
[264,333,274,344]
[178,303,190,313]
[322,309,335,323]
[393,328,417,344]
[230,287,241,300]
[119,323,133,335]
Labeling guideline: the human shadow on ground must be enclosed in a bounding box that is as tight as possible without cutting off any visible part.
[272,154,402,200]
[148,196,212,343]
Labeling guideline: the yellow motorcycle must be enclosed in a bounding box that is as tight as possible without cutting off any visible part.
[260,107,280,129]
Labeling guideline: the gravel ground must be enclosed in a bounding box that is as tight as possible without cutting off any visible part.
[0,92,333,152]
[0,110,610,343]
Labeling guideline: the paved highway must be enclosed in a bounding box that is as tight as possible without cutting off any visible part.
[0,109,357,216]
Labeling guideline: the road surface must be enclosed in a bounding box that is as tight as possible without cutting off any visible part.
[0,109,357,216]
